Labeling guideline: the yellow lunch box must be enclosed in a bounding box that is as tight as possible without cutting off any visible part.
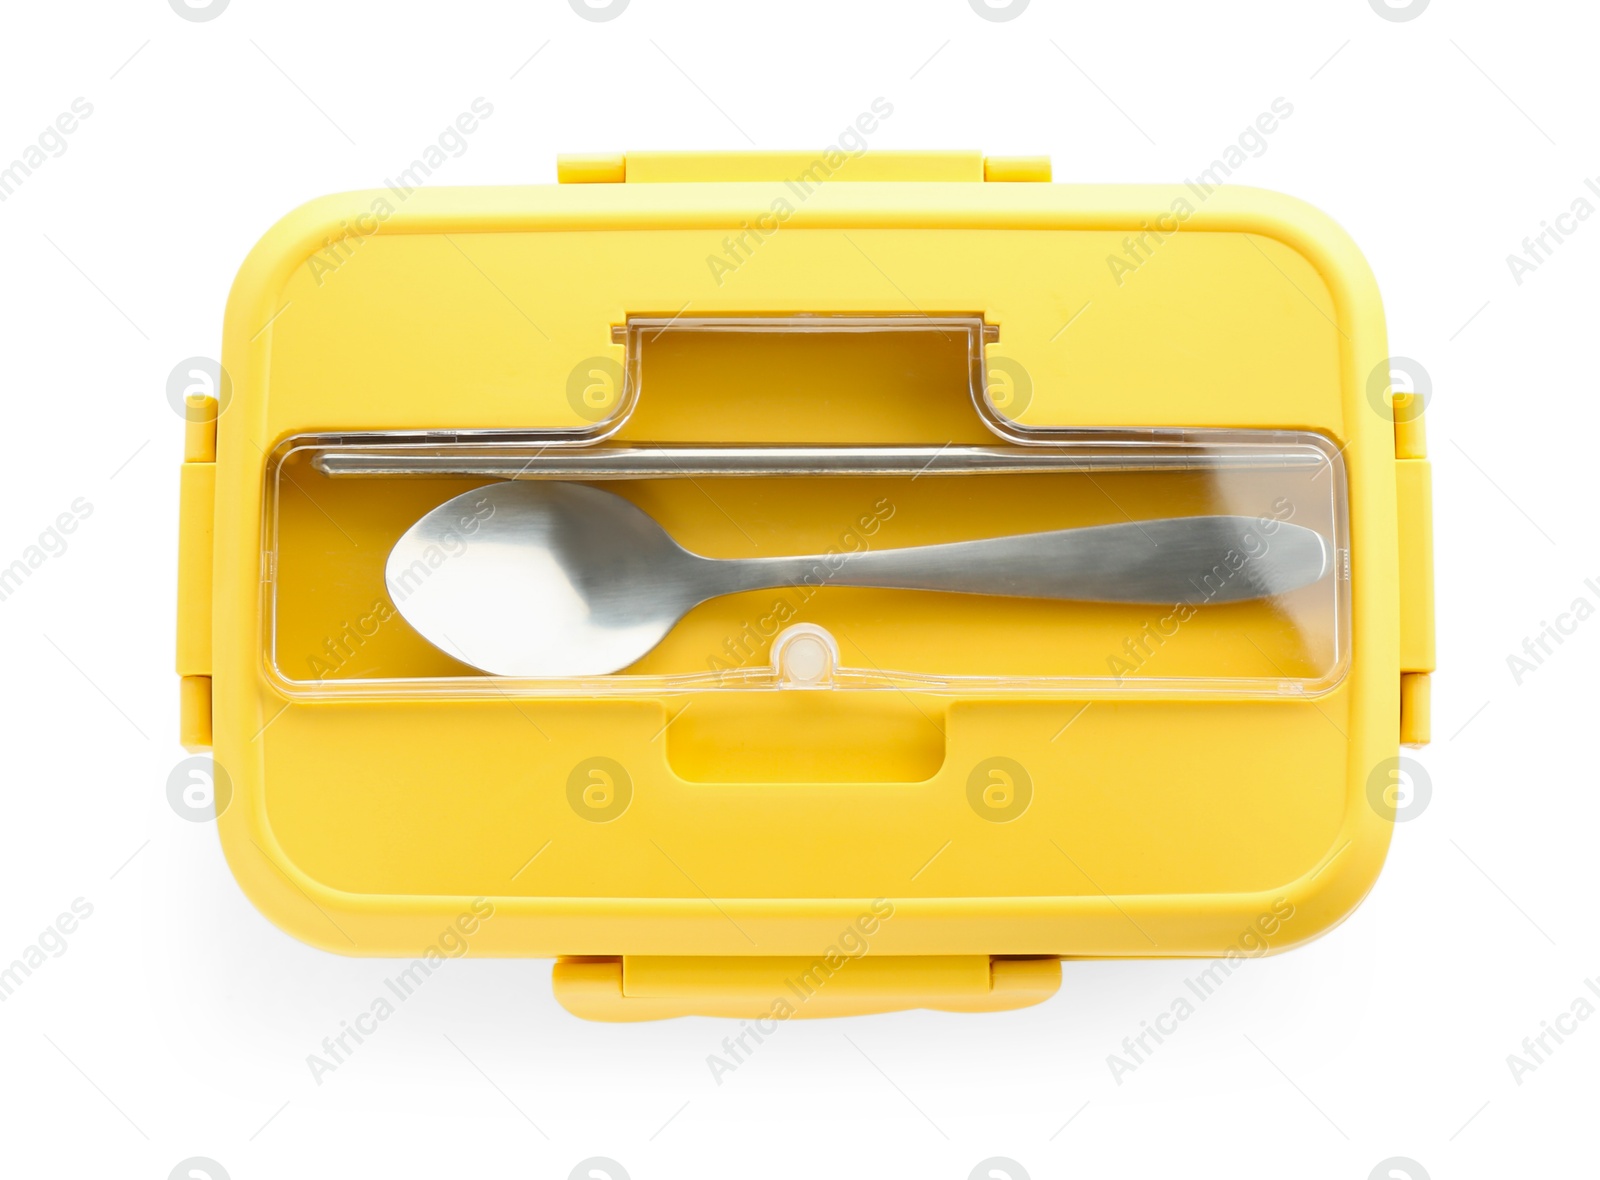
[175,149,1435,1021]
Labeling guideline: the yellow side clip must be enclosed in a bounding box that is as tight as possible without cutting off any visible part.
[178,394,217,751]
[557,152,1052,185]
[1393,386,1434,747]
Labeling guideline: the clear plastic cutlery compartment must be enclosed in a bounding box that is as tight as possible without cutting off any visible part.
[262,432,1349,696]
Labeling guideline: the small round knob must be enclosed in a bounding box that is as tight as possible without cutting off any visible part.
[770,624,839,688]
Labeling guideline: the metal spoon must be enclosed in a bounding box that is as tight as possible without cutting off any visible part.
[386,482,1330,677]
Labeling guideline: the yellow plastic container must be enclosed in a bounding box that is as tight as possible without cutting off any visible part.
[176,151,1434,1021]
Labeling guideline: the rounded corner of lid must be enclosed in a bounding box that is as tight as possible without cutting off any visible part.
[1215,184,1385,313]
[1265,826,1395,953]
[224,190,383,331]
[215,811,369,956]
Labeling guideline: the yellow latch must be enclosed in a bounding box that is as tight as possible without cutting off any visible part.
[1393,380,1434,747]
[557,151,1051,185]
[1396,458,1435,678]
[552,955,1062,1021]
[984,155,1052,182]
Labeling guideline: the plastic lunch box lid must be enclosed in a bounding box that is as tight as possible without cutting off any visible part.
[174,152,1434,1020]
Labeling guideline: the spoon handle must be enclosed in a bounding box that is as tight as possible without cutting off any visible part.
[713,516,1328,605]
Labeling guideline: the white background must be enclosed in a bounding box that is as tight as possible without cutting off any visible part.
[0,1,1593,1177]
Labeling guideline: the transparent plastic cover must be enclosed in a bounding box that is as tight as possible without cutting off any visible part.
[263,316,1349,697]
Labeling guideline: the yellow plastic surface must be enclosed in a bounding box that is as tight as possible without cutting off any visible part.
[198,162,1425,1019]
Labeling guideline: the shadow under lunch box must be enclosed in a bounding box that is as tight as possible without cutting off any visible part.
[175,151,1435,1021]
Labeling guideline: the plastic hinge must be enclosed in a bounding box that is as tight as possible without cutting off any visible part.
[179,675,213,753]
[1393,390,1427,460]
[556,153,625,184]
[177,396,217,750]
[557,152,1050,185]
[551,955,1061,1022]
[1400,672,1431,748]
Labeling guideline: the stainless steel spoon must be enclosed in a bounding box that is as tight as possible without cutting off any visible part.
[386,481,1330,677]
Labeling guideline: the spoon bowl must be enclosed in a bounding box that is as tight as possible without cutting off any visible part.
[386,481,705,678]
